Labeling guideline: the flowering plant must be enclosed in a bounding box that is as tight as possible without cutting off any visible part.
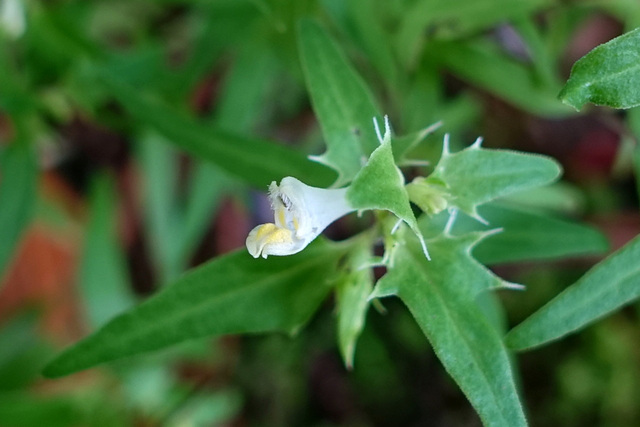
[30,10,640,427]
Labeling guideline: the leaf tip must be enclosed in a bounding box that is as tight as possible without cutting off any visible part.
[503,329,532,352]
[558,83,585,112]
[41,355,73,379]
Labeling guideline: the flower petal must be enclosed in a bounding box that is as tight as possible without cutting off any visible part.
[246,223,305,259]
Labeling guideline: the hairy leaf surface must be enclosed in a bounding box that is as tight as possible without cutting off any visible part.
[372,231,527,427]
[347,129,427,257]
[506,234,640,351]
[559,27,640,110]
[298,19,382,186]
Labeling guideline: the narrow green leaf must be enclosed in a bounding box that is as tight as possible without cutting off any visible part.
[443,204,609,264]
[498,183,587,215]
[372,231,527,427]
[418,203,608,264]
[298,19,382,186]
[176,164,230,272]
[396,0,551,67]
[138,133,181,282]
[513,17,559,88]
[43,239,346,378]
[506,234,640,351]
[429,40,571,116]
[100,76,335,188]
[473,205,608,264]
[165,2,258,99]
[559,27,640,110]
[211,41,277,131]
[139,133,231,281]
[346,0,399,86]
[80,174,135,329]
[336,239,373,368]
[423,141,562,221]
[169,39,272,275]
[399,65,443,134]
[0,142,37,283]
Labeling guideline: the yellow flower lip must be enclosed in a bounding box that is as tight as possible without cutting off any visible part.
[246,223,297,259]
[246,177,354,259]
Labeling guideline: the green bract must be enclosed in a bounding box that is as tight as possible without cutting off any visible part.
[346,117,429,258]
[420,136,562,223]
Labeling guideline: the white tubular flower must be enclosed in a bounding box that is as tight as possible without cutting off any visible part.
[246,177,355,259]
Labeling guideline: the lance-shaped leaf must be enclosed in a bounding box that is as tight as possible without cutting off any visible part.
[100,76,335,188]
[336,238,374,368]
[506,234,640,351]
[43,239,346,378]
[396,0,551,67]
[298,19,383,187]
[428,40,570,117]
[346,119,428,258]
[371,231,527,427]
[0,142,37,283]
[80,174,136,329]
[421,139,561,222]
[559,27,640,110]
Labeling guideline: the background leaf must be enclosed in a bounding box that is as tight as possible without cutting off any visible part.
[100,76,335,188]
[396,0,552,67]
[79,174,135,329]
[43,239,347,378]
[429,40,571,116]
[298,18,382,186]
[420,203,609,264]
[138,133,181,282]
[0,142,37,283]
[506,234,640,351]
[559,26,640,110]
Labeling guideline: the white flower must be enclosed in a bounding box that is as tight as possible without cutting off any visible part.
[246,177,354,259]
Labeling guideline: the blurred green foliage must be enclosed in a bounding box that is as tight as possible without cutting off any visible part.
[1,0,640,426]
